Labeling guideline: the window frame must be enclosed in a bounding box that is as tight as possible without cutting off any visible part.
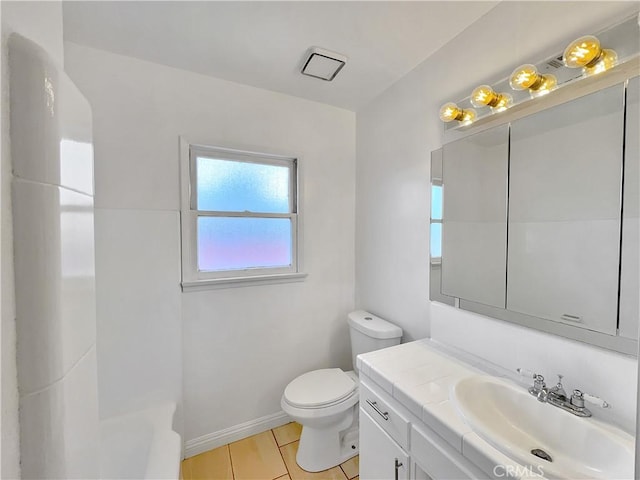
[180,138,306,290]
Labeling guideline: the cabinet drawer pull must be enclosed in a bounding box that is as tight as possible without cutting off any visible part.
[561,313,582,322]
[394,458,403,480]
[366,399,389,420]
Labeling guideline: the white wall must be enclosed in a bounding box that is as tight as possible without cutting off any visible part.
[1,2,65,477]
[64,43,356,450]
[356,0,639,430]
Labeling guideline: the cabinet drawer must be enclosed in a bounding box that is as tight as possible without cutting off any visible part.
[360,379,410,450]
[411,424,484,480]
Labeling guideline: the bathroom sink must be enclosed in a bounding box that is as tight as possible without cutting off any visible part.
[451,376,634,480]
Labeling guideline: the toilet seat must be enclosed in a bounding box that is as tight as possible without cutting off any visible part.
[283,368,356,409]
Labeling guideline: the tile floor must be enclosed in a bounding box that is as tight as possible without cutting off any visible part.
[182,423,359,480]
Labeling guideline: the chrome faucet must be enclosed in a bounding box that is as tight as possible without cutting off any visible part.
[517,369,610,418]
[549,374,567,398]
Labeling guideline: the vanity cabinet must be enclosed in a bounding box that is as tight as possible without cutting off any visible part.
[359,377,485,480]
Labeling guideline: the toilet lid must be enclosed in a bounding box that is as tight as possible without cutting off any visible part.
[284,368,356,408]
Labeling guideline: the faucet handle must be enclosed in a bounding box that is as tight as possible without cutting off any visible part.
[516,367,537,379]
[570,389,585,408]
[583,392,610,409]
[571,390,610,409]
[517,368,547,397]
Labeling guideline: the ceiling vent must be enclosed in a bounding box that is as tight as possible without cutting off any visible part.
[301,47,347,81]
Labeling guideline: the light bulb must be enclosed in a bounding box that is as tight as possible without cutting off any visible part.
[509,64,556,96]
[439,102,463,122]
[563,35,602,68]
[529,74,557,97]
[460,108,476,126]
[583,49,618,75]
[563,35,618,75]
[470,85,497,107]
[510,64,541,90]
[492,94,513,112]
[470,85,512,111]
[438,102,475,125]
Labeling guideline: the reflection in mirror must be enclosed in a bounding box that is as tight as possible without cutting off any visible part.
[619,76,639,340]
[507,84,624,334]
[430,149,454,306]
[441,125,508,308]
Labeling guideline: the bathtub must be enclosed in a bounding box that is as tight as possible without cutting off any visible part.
[100,402,181,479]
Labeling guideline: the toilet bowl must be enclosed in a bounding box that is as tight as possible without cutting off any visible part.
[281,311,402,472]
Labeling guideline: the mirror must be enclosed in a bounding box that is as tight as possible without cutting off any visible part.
[507,84,624,335]
[431,77,639,355]
[441,125,508,308]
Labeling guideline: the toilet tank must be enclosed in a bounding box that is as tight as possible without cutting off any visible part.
[348,310,402,372]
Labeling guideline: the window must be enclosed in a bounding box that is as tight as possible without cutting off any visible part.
[430,183,443,263]
[180,141,305,289]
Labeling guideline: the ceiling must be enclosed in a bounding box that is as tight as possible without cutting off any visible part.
[62,1,499,111]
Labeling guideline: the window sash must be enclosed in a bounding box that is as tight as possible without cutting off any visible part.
[187,211,298,279]
[189,145,297,214]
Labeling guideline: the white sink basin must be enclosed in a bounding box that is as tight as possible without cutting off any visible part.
[452,375,634,480]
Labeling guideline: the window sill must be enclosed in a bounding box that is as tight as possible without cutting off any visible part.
[181,272,308,292]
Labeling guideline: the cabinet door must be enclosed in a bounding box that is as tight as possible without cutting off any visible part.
[411,424,485,480]
[360,409,409,480]
[507,84,624,334]
[441,124,509,308]
[619,76,639,339]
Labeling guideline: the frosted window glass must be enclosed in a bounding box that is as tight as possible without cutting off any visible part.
[430,223,442,258]
[431,185,443,220]
[198,217,292,271]
[197,157,290,213]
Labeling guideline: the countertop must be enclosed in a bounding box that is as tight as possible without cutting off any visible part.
[357,339,551,479]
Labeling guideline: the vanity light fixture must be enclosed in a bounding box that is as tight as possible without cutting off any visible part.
[509,64,557,97]
[439,102,476,125]
[563,35,618,76]
[470,85,512,112]
[439,14,637,130]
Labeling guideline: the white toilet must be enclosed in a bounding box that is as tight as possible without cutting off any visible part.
[281,310,402,472]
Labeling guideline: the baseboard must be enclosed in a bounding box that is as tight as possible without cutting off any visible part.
[184,410,291,458]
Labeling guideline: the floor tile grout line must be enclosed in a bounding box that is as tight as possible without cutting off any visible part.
[276,438,299,448]
[272,428,292,479]
[226,444,236,480]
[273,422,302,449]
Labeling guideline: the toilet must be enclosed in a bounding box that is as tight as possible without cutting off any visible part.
[281,310,402,472]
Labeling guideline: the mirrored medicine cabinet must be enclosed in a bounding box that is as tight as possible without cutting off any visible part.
[430,74,639,355]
